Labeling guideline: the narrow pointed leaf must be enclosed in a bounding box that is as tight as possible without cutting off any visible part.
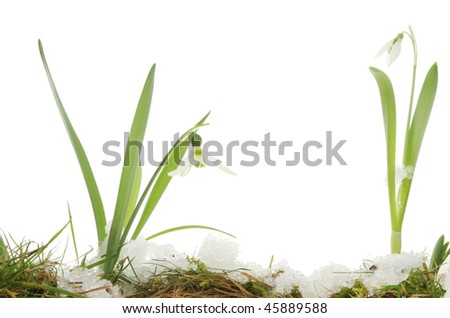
[131,112,210,239]
[41,221,70,251]
[19,282,86,298]
[105,64,156,272]
[67,203,79,264]
[0,233,8,262]
[85,254,118,270]
[145,225,235,241]
[396,63,438,230]
[405,63,438,167]
[124,165,142,228]
[369,67,397,229]
[430,234,447,270]
[39,40,106,242]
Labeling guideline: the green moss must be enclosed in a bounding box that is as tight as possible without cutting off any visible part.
[331,264,446,298]
[330,279,369,298]
[284,285,303,298]
[241,280,272,297]
[375,264,445,298]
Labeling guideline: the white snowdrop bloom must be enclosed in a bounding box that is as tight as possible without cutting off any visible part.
[376,33,403,66]
[169,134,236,177]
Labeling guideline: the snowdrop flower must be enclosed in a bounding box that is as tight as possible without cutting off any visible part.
[376,33,404,66]
[169,133,236,177]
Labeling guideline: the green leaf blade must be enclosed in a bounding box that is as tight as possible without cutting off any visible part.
[405,63,438,168]
[124,165,142,228]
[39,40,106,242]
[131,139,190,239]
[0,233,8,262]
[430,234,448,270]
[369,67,397,231]
[105,64,156,272]
[396,63,438,231]
[145,225,235,241]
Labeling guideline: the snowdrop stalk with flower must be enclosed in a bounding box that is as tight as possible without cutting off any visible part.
[370,26,438,254]
[39,39,236,273]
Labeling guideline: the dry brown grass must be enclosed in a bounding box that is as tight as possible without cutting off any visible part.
[123,258,302,298]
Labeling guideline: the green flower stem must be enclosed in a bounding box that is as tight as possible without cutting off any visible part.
[371,27,438,255]
[391,231,402,254]
[392,27,418,253]
[402,26,418,165]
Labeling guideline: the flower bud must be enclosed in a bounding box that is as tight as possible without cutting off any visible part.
[191,133,202,147]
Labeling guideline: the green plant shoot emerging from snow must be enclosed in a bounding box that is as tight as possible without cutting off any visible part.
[39,41,235,273]
[370,26,438,254]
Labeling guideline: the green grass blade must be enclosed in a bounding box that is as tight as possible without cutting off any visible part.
[404,63,438,167]
[369,67,397,231]
[105,64,156,273]
[124,165,142,228]
[40,221,70,253]
[39,40,106,242]
[85,254,117,270]
[145,225,235,241]
[0,224,71,293]
[19,282,85,298]
[0,232,8,262]
[67,203,79,265]
[131,112,211,239]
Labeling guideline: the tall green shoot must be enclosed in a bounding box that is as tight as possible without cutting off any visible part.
[0,232,8,262]
[39,41,234,274]
[369,26,438,253]
[39,40,107,243]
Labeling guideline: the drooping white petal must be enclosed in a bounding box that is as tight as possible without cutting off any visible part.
[179,160,192,177]
[208,156,237,176]
[168,160,191,177]
[217,163,237,176]
[376,39,394,58]
[168,164,183,177]
[387,40,402,66]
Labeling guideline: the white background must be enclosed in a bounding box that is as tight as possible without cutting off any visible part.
[1,0,450,274]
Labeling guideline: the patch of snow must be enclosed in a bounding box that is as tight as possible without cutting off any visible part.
[58,267,121,298]
[262,260,306,295]
[86,235,190,281]
[395,165,414,186]
[57,233,432,298]
[194,235,307,294]
[301,264,357,297]
[361,252,425,291]
[385,165,414,188]
[118,237,190,280]
[438,262,450,297]
[197,234,240,269]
